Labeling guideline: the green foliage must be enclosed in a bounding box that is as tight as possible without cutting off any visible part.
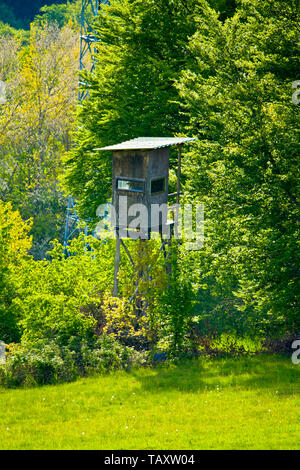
[0,1,22,29]
[0,22,79,258]
[155,243,196,355]
[177,0,300,334]
[33,1,81,29]
[0,334,147,388]
[77,334,148,374]
[0,340,73,387]
[208,0,236,20]
[189,332,264,357]
[102,239,168,349]
[15,236,115,346]
[0,201,32,343]
[1,0,298,367]
[0,9,29,41]
[62,0,299,342]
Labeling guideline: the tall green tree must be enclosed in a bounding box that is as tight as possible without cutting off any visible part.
[33,1,81,29]
[0,22,79,258]
[0,201,32,343]
[177,0,300,333]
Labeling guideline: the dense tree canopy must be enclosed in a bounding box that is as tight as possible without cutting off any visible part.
[0,23,79,258]
[177,0,300,332]
[0,201,32,342]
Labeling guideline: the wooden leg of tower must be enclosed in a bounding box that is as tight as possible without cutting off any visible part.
[113,234,121,297]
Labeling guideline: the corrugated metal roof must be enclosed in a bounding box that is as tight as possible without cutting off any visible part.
[94,136,197,151]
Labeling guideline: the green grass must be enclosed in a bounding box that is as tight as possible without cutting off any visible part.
[0,354,299,449]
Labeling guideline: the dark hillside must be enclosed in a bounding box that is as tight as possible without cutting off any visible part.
[0,0,71,28]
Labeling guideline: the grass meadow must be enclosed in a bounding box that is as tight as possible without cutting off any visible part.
[0,354,299,450]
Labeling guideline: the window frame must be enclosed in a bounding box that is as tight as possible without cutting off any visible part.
[150,177,166,195]
[116,176,145,193]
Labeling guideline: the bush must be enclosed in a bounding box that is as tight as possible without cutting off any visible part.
[177,330,264,358]
[0,335,148,388]
[0,341,74,387]
[261,334,300,356]
[78,335,148,374]
[155,244,195,356]
[15,236,114,347]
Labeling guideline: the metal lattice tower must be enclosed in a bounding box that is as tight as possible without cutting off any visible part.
[79,0,110,100]
[64,0,109,254]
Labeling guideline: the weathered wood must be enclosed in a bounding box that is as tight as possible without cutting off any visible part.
[176,144,182,206]
[113,235,121,297]
[168,191,182,198]
[120,238,135,267]
[112,147,170,235]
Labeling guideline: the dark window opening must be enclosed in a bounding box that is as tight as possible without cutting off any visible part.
[151,178,165,194]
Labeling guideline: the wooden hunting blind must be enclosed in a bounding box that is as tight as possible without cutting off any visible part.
[95,136,196,296]
[96,137,196,237]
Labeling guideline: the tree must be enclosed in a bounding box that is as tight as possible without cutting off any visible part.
[209,0,236,20]
[0,201,32,343]
[177,0,300,334]
[0,0,73,29]
[0,1,21,29]
[33,1,81,29]
[0,22,79,258]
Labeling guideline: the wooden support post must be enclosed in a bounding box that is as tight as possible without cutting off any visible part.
[120,238,135,268]
[113,234,120,297]
[176,144,182,206]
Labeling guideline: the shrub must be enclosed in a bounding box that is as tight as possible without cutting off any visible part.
[15,236,114,347]
[0,335,148,388]
[0,341,75,387]
[79,335,148,374]
[185,331,264,357]
[155,244,195,355]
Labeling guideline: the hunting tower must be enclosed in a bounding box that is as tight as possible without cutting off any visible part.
[96,137,196,237]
